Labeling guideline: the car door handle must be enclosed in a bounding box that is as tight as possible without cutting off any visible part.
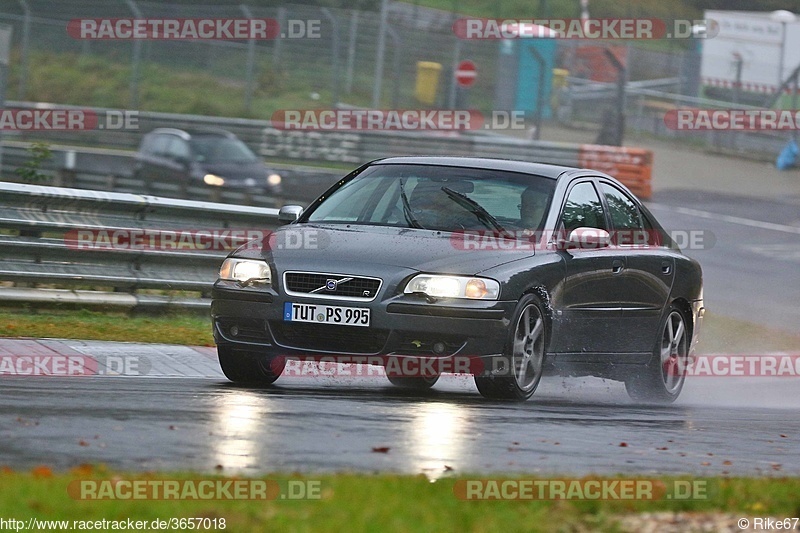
[661,263,672,275]
[612,260,624,274]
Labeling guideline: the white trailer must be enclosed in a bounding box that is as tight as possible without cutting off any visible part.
[701,10,800,98]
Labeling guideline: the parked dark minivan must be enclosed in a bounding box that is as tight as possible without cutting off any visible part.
[134,128,282,195]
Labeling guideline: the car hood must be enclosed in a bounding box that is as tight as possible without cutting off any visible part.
[232,223,535,275]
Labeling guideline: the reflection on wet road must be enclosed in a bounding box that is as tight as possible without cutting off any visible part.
[2,370,798,479]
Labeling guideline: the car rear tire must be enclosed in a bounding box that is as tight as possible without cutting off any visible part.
[625,305,689,404]
[474,294,547,401]
[386,374,440,389]
[218,345,285,385]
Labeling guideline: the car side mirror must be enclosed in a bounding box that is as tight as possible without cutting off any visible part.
[565,227,611,249]
[278,205,303,225]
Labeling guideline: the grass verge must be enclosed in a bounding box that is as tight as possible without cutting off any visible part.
[2,308,799,354]
[0,309,213,346]
[1,469,799,532]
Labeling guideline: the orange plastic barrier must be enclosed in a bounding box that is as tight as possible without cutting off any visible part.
[578,145,653,199]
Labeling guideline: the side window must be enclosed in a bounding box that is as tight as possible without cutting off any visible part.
[560,181,606,233]
[148,134,171,157]
[165,138,191,161]
[139,135,154,154]
[601,183,642,230]
[600,183,650,245]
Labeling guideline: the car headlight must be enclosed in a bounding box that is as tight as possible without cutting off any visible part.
[219,258,271,286]
[404,274,500,300]
[204,174,225,186]
[267,173,282,186]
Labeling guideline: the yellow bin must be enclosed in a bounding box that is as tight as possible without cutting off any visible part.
[551,68,569,110]
[552,68,569,90]
[415,61,442,105]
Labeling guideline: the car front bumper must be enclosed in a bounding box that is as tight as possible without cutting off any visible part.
[211,282,515,364]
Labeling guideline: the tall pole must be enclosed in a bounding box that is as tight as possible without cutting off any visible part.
[778,21,786,95]
[125,0,143,109]
[0,24,12,177]
[792,72,799,143]
[240,4,257,114]
[372,0,389,108]
[17,0,30,100]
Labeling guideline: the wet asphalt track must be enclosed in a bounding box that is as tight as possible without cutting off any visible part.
[1,189,799,478]
[1,352,799,478]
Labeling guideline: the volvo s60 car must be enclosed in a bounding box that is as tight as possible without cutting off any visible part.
[211,157,704,402]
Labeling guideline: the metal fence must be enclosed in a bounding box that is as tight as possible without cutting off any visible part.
[0,180,280,310]
[0,1,793,159]
[0,1,703,115]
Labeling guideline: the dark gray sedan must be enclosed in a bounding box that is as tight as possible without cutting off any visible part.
[211,157,704,402]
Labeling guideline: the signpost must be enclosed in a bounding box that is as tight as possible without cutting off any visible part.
[0,24,13,176]
[455,60,477,88]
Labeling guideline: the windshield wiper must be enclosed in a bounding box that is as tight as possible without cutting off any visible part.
[441,186,506,233]
[399,179,424,229]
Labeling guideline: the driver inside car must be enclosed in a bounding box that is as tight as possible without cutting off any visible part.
[519,185,550,234]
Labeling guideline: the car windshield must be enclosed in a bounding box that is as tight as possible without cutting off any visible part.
[305,164,556,232]
[190,136,259,164]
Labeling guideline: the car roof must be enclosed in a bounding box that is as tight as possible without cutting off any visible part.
[371,156,577,179]
[149,127,236,140]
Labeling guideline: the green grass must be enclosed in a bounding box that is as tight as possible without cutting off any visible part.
[2,308,799,354]
[8,51,373,120]
[0,310,213,346]
[1,469,799,532]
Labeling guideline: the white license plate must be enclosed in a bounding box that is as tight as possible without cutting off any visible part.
[283,302,370,327]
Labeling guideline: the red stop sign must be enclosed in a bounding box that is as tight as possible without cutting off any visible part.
[455,60,477,88]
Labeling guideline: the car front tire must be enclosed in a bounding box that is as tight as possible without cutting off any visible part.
[474,294,547,401]
[218,345,285,385]
[625,305,689,404]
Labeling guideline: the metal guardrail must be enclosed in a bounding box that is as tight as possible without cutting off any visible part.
[2,100,590,165]
[0,181,279,310]
[560,80,789,158]
[1,101,656,196]
[0,140,344,208]
[0,103,571,163]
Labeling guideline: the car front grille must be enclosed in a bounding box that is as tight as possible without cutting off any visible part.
[283,271,382,301]
[269,321,389,354]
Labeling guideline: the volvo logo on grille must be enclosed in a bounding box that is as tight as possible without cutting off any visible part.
[306,276,360,295]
